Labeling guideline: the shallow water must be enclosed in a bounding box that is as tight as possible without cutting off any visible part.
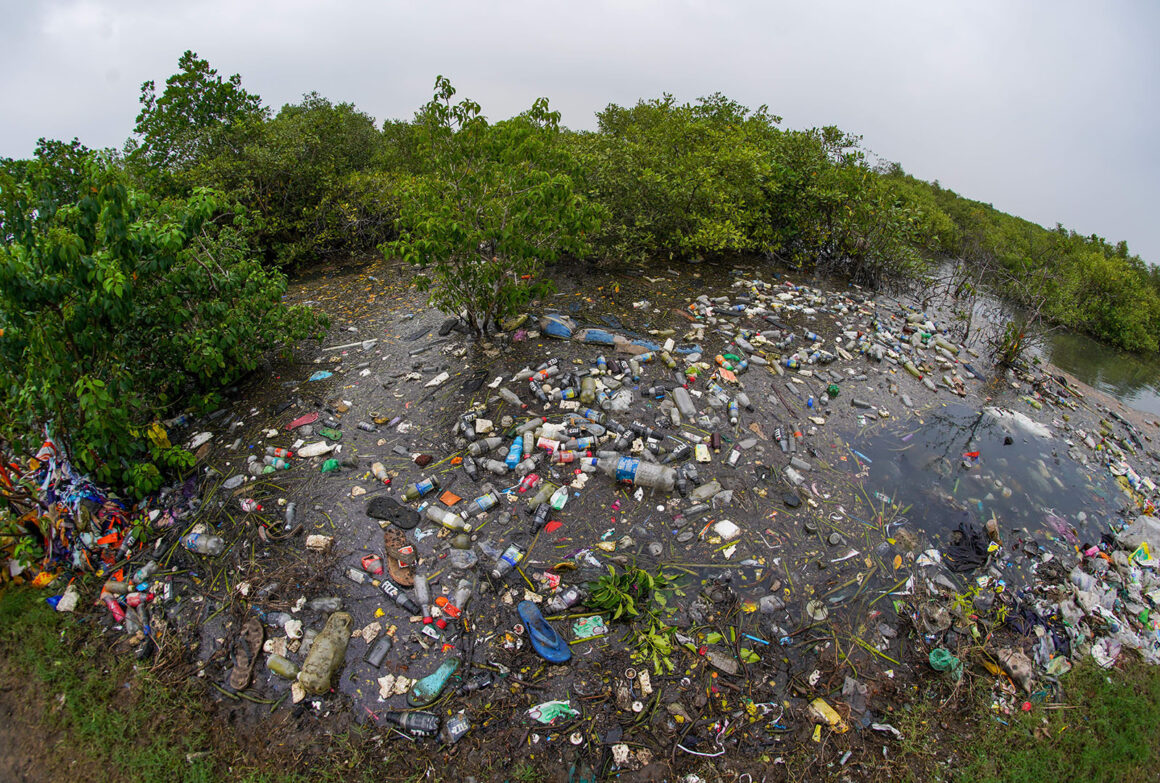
[1043,329,1160,417]
[842,402,1123,583]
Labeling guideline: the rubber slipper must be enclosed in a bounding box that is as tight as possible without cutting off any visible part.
[228,615,264,690]
[366,495,419,530]
[406,655,461,707]
[383,527,416,587]
[517,600,572,664]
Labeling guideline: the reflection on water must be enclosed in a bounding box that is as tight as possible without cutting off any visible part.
[1044,330,1160,417]
[846,403,1121,585]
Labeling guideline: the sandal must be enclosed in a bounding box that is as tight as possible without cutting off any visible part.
[228,615,264,690]
[367,495,419,530]
[383,526,416,587]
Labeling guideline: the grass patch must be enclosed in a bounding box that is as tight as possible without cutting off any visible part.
[957,657,1160,783]
[0,585,216,782]
[0,586,391,783]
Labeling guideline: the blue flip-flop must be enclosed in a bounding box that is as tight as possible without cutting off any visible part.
[517,600,572,664]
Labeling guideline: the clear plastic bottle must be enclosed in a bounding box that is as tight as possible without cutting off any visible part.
[382,710,440,735]
[425,506,472,533]
[181,532,224,556]
[491,543,524,579]
[464,491,499,517]
[498,387,526,408]
[468,437,504,457]
[672,386,696,419]
[481,458,509,476]
[594,456,675,492]
[402,476,440,502]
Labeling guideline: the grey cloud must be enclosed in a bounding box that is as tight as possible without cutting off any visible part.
[1,0,1156,261]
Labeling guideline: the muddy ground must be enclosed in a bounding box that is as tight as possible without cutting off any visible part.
[8,254,1157,783]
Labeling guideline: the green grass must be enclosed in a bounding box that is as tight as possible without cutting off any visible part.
[0,585,216,782]
[0,586,393,783]
[957,658,1160,783]
[6,584,1160,783]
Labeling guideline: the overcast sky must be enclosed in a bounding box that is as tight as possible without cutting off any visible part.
[4,0,1157,262]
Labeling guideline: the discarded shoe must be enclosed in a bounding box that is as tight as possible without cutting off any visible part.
[383,526,416,587]
[517,600,572,664]
[367,495,419,530]
[407,655,461,707]
[227,615,264,690]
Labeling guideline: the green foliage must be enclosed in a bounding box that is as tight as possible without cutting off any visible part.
[574,95,938,285]
[891,171,1160,353]
[588,563,673,620]
[0,156,325,495]
[385,76,604,336]
[588,564,679,674]
[195,92,396,267]
[573,93,781,261]
[127,50,267,191]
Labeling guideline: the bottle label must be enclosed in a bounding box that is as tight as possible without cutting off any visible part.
[501,546,522,568]
[615,457,639,483]
[416,478,435,495]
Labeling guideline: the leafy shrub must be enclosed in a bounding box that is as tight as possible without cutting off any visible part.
[0,156,326,495]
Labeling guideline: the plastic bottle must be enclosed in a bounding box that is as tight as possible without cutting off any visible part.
[133,559,160,583]
[266,447,294,458]
[728,399,739,425]
[240,498,262,513]
[672,387,696,419]
[481,458,509,475]
[402,476,440,502]
[425,506,472,533]
[381,581,421,615]
[579,408,607,425]
[530,366,559,383]
[371,462,391,484]
[181,532,225,556]
[690,479,723,501]
[595,456,676,492]
[441,713,471,745]
[579,376,597,405]
[505,437,523,469]
[381,710,441,736]
[498,387,526,409]
[364,636,393,667]
[464,491,499,517]
[267,654,300,679]
[663,442,691,464]
[298,612,353,694]
[545,586,586,613]
[468,437,504,457]
[531,502,551,531]
[524,482,559,510]
[491,543,524,579]
[462,455,479,481]
[263,455,291,470]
